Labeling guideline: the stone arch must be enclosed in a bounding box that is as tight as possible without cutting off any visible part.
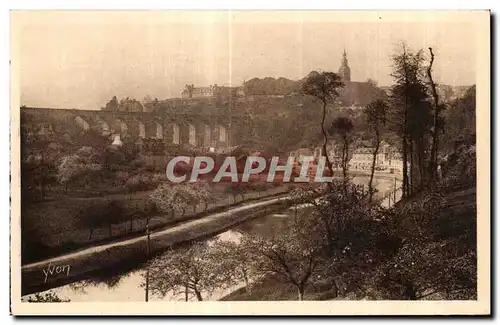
[138,120,146,139]
[188,123,196,146]
[172,123,180,145]
[218,124,227,143]
[74,116,90,131]
[156,121,163,139]
[96,116,110,135]
[203,124,211,147]
[116,118,128,136]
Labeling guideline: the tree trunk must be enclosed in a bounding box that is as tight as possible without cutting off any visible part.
[204,201,208,212]
[409,140,415,195]
[88,228,94,241]
[401,45,410,199]
[342,137,349,193]
[194,288,203,301]
[297,285,304,301]
[242,269,250,292]
[185,283,189,302]
[427,47,440,183]
[108,224,112,237]
[403,280,417,300]
[321,216,334,255]
[320,100,334,185]
[418,139,426,190]
[129,219,133,232]
[39,182,45,201]
[402,137,409,199]
[368,133,380,203]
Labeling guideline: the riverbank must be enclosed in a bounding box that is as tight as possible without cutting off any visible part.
[21,195,291,296]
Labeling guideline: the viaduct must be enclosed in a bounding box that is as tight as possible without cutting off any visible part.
[20,107,247,150]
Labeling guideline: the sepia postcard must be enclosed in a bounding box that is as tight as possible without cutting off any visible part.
[10,10,490,316]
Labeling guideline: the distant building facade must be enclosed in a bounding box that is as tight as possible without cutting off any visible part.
[180,84,245,100]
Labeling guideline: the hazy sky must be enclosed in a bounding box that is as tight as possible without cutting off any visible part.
[14,11,479,109]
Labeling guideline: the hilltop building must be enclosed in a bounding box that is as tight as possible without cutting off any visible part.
[336,50,387,107]
[180,84,245,100]
[338,49,351,82]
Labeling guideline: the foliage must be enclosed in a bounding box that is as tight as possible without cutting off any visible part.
[148,242,231,301]
[57,153,102,189]
[439,143,476,190]
[364,99,389,202]
[209,237,258,291]
[301,72,345,103]
[441,86,476,153]
[330,116,355,184]
[373,187,476,300]
[125,173,156,193]
[26,291,70,303]
[300,71,345,181]
[150,182,214,216]
[389,43,432,196]
[244,213,324,300]
[76,199,125,239]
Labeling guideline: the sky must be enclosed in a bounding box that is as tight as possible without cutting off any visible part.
[14,11,480,109]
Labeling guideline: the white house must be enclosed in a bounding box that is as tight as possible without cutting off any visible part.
[349,147,386,171]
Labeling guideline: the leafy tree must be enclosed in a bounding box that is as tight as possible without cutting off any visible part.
[150,183,201,217]
[330,116,355,191]
[364,99,388,202]
[389,43,432,197]
[26,291,70,303]
[103,96,119,111]
[226,182,248,203]
[57,153,102,191]
[148,242,231,301]
[301,72,345,180]
[125,173,153,197]
[127,199,160,232]
[76,200,124,240]
[246,214,323,300]
[22,153,58,202]
[441,86,475,153]
[374,188,476,300]
[192,182,213,211]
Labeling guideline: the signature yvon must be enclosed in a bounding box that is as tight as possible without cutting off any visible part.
[42,263,71,283]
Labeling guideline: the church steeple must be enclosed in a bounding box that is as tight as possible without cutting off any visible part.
[338,49,351,82]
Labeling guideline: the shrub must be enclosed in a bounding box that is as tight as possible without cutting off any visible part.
[125,173,154,192]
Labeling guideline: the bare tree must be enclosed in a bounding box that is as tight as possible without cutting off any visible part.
[426,47,444,184]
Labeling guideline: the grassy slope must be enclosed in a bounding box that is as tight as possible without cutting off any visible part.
[219,186,476,301]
